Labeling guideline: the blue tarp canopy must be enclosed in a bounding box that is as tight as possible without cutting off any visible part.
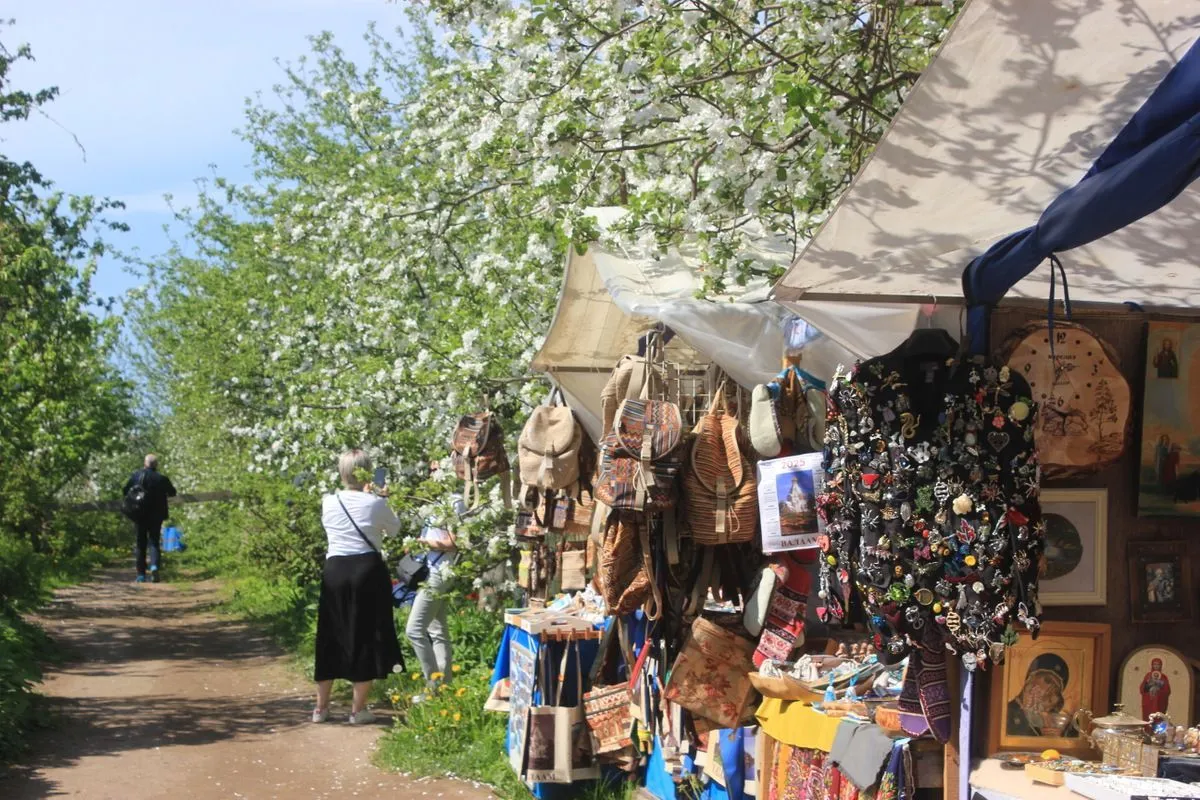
[774,0,1200,316]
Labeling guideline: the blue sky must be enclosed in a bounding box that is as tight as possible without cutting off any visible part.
[4,0,409,302]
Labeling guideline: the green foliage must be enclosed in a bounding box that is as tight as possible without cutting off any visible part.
[0,28,138,765]
[0,608,49,764]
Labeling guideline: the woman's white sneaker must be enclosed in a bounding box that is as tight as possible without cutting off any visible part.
[312,707,329,723]
[348,708,376,725]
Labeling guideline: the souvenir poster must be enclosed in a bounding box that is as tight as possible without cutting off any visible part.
[758,453,825,553]
[1139,321,1200,517]
[507,639,537,773]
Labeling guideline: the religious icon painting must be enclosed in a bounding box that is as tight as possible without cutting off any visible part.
[1128,540,1193,623]
[1038,489,1108,606]
[1118,645,1193,726]
[987,622,1112,758]
[1138,321,1200,517]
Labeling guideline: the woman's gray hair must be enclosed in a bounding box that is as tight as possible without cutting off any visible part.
[337,449,373,490]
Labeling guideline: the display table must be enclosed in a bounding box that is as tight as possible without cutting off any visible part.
[753,698,944,800]
[970,759,1078,800]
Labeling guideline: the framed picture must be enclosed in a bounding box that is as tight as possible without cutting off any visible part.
[1138,321,1200,517]
[987,622,1112,758]
[1128,540,1193,623]
[1038,489,1108,606]
[1118,644,1194,726]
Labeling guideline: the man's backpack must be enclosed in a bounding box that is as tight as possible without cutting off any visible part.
[594,398,685,513]
[122,470,149,521]
[451,411,511,507]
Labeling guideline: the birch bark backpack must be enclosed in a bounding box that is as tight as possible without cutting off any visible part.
[451,411,511,506]
[517,388,584,498]
[684,383,758,545]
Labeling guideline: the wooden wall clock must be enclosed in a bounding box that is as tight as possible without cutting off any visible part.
[1002,321,1131,479]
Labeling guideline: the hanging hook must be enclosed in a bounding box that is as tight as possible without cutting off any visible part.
[1047,254,1072,363]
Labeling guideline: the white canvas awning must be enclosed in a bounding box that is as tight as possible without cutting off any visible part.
[532,209,795,440]
[774,0,1200,309]
[531,210,948,440]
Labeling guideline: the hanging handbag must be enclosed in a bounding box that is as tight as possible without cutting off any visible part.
[598,511,660,618]
[559,549,587,592]
[749,366,826,457]
[594,397,685,513]
[599,332,669,435]
[451,411,512,507]
[684,383,758,545]
[663,616,757,730]
[524,641,600,784]
[518,388,584,494]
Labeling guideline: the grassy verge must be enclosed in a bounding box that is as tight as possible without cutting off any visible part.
[187,562,636,799]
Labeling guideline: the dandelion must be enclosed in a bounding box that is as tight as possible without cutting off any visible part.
[451,665,462,673]
[411,672,421,681]
[453,712,462,722]
[440,709,449,717]
[456,687,468,698]
[430,671,445,682]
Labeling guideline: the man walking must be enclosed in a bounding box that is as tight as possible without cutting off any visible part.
[122,454,178,583]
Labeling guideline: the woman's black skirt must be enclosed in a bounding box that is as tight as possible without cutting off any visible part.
[314,552,404,682]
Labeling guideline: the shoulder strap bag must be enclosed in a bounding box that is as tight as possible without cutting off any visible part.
[336,493,429,591]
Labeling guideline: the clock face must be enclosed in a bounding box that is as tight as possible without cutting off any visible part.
[1005,322,1130,477]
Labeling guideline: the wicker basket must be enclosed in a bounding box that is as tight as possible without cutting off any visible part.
[748,672,822,702]
[874,702,903,733]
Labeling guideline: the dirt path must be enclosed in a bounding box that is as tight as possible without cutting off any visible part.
[0,567,496,800]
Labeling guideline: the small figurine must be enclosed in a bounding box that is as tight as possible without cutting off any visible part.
[846,675,859,702]
[824,675,837,704]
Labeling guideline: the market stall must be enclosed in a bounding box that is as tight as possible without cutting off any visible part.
[771,1,1200,799]
[455,5,1200,798]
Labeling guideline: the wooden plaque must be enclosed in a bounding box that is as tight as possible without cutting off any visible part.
[1003,321,1131,479]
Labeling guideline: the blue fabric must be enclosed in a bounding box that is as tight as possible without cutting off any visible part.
[645,735,679,800]
[963,38,1200,349]
[161,526,184,552]
[493,621,604,799]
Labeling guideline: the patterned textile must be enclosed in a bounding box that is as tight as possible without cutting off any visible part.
[595,398,684,512]
[663,616,757,729]
[772,743,794,800]
[876,743,908,800]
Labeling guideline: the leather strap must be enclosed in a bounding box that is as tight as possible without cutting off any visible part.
[640,519,662,620]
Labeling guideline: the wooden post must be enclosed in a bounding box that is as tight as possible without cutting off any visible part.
[944,656,962,800]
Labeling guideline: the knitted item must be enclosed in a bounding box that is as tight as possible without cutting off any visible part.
[753,552,814,668]
[899,645,952,743]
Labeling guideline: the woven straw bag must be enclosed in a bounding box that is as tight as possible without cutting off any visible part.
[518,389,583,494]
[684,387,757,545]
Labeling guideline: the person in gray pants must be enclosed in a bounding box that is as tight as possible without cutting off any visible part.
[406,466,465,701]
